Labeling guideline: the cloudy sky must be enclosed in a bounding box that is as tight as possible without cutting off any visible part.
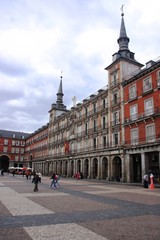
[0,0,159,133]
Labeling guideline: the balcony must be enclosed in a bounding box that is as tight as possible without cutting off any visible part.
[124,107,160,125]
[124,135,160,148]
[111,119,120,127]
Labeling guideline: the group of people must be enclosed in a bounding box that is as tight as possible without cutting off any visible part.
[143,172,154,188]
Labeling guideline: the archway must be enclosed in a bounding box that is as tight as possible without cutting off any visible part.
[0,155,9,171]
[77,159,81,172]
[102,157,108,179]
[112,156,122,181]
[132,154,142,182]
[70,160,74,177]
[92,158,98,178]
[84,159,89,178]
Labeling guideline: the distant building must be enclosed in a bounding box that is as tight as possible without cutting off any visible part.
[0,129,30,170]
[24,124,49,171]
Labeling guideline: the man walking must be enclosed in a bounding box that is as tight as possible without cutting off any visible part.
[32,173,40,192]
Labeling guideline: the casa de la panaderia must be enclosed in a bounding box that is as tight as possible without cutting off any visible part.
[0,12,160,183]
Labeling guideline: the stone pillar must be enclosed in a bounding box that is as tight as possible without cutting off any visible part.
[121,155,125,182]
[141,152,146,181]
[88,157,92,179]
[97,157,101,180]
[126,153,131,183]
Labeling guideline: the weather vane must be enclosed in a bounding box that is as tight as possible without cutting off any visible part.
[120,4,124,16]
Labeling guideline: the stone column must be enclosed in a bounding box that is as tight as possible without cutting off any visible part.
[97,156,101,180]
[88,157,91,179]
[141,152,146,181]
[126,153,131,183]
[121,154,125,182]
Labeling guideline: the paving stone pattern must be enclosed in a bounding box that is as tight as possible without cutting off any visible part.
[0,174,160,240]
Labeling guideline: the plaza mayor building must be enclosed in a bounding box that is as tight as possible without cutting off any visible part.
[29,12,160,183]
[1,12,160,183]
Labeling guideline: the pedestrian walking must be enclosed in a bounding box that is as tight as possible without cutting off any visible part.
[50,173,55,188]
[143,174,149,188]
[0,169,4,176]
[32,173,40,192]
[76,171,81,181]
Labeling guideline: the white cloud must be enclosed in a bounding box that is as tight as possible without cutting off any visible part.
[0,0,159,132]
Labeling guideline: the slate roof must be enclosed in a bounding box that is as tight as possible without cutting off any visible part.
[0,129,30,139]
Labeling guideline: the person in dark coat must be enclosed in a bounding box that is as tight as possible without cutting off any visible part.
[143,174,149,188]
[32,173,40,192]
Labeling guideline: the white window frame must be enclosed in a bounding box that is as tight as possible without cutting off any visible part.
[143,76,152,93]
[3,146,7,152]
[129,84,136,100]
[146,124,155,143]
[130,104,138,121]
[4,139,8,145]
[131,128,139,145]
[144,98,154,116]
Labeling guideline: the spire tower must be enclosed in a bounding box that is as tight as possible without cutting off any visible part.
[117,12,130,51]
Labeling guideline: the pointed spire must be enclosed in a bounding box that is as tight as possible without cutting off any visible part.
[117,8,130,51]
[56,74,64,106]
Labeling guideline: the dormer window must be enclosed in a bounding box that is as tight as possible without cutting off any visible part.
[143,76,152,93]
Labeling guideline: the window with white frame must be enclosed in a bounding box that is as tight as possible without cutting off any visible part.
[4,139,8,145]
[144,98,154,116]
[143,76,152,93]
[3,146,7,152]
[11,147,15,153]
[131,128,139,145]
[129,84,136,100]
[157,70,160,86]
[146,124,155,142]
[16,140,20,146]
[15,148,19,153]
[21,141,25,146]
[20,148,24,154]
[130,104,138,120]
[15,155,19,161]
[12,140,15,146]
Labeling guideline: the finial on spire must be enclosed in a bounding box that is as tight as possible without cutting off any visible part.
[61,70,63,80]
[120,4,124,17]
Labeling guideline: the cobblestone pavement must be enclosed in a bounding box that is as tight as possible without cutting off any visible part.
[0,174,160,240]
